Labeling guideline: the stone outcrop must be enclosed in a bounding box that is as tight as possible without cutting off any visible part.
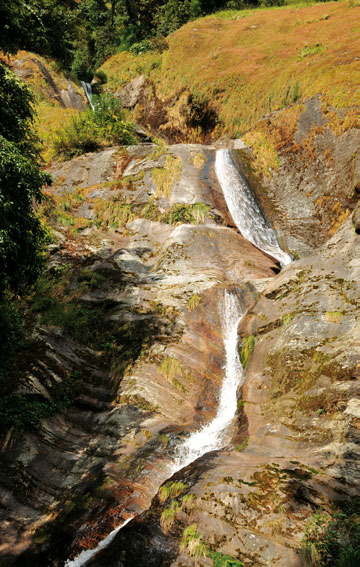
[0,140,358,567]
[0,143,278,566]
[85,214,359,567]
[2,51,86,110]
[234,96,359,256]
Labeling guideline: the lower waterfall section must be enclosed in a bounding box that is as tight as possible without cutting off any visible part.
[171,290,245,472]
[64,290,245,566]
[64,519,132,567]
[215,149,292,267]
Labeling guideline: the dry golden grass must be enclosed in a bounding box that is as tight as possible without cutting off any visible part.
[101,2,359,138]
[152,155,182,197]
[1,50,84,163]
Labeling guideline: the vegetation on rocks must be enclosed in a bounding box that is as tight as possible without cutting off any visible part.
[239,335,255,367]
[53,94,137,159]
[100,2,359,140]
[159,481,189,503]
[301,500,360,567]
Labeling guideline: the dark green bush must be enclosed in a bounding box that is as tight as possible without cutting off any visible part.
[301,502,360,567]
[94,70,107,84]
[0,394,57,432]
[0,302,23,382]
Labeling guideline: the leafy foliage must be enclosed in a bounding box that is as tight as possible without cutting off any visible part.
[0,394,57,432]
[0,302,23,383]
[301,502,360,567]
[0,0,77,67]
[0,136,49,297]
[52,94,137,159]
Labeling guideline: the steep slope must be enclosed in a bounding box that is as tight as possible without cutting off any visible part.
[100,2,359,141]
[99,2,359,253]
[0,50,85,161]
[0,3,359,566]
[0,143,278,566]
[89,214,359,567]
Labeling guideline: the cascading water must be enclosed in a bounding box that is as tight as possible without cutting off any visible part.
[215,149,292,267]
[64,291,245,566]
[80,81,95,111]
[64,518,132,567]
[171,291,245,472]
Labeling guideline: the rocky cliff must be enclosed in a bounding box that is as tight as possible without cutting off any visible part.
[0,3,359,567]
[1,135,358,567]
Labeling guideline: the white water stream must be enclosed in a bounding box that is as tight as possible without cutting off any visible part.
[64,148,292,566]
[171,291,245,472]
[215,149,292,267]
[64,291,245,566]
[80,81,95,111]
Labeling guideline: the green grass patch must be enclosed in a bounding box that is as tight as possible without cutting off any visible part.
[300,43,326,58]
[180,524,244,565]
[160,202,211,224]
[187,293,201,311]
[158,481,189,503]
[325,311,343,323]
[160,500,181,533]
[282,313,294,326]
[210,552,244,567]
[235,437,249,452]
[239,335,255,367]
[159,356,188,392]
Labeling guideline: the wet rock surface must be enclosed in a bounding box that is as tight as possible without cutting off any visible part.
[0,137,358,567]
[236,96,359,256]
[84,216,359,567]
[0,143,276,566]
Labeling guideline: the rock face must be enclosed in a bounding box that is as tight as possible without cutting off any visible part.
[236,96,359,256]
[3,51,85,110]
[82,215,360,567]
[0,137,358,567]
[0,143,277,566]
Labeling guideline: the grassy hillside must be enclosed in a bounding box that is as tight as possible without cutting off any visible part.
[100,1,359,138]
[0,51,82,161]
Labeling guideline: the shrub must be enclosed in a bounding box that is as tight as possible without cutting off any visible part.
[0,394,57,433]
[301,502,360,567]
[94,70,107,84]
[53,94,137,159]
[52,112,100,159]
[129,39,152,55]
[71,45,93,83]
[0,301,23,382]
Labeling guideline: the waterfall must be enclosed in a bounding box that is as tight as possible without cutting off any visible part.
[63,291,245,566]
[64,518,132,567]
[171,291,245,472]
[215,149,292,267]
[80,81,95,111]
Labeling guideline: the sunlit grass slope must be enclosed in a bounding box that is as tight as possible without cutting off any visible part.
[101,1,359,137]
[0,51,81,162]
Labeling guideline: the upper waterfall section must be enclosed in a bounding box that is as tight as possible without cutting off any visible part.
[215,149,292,267]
